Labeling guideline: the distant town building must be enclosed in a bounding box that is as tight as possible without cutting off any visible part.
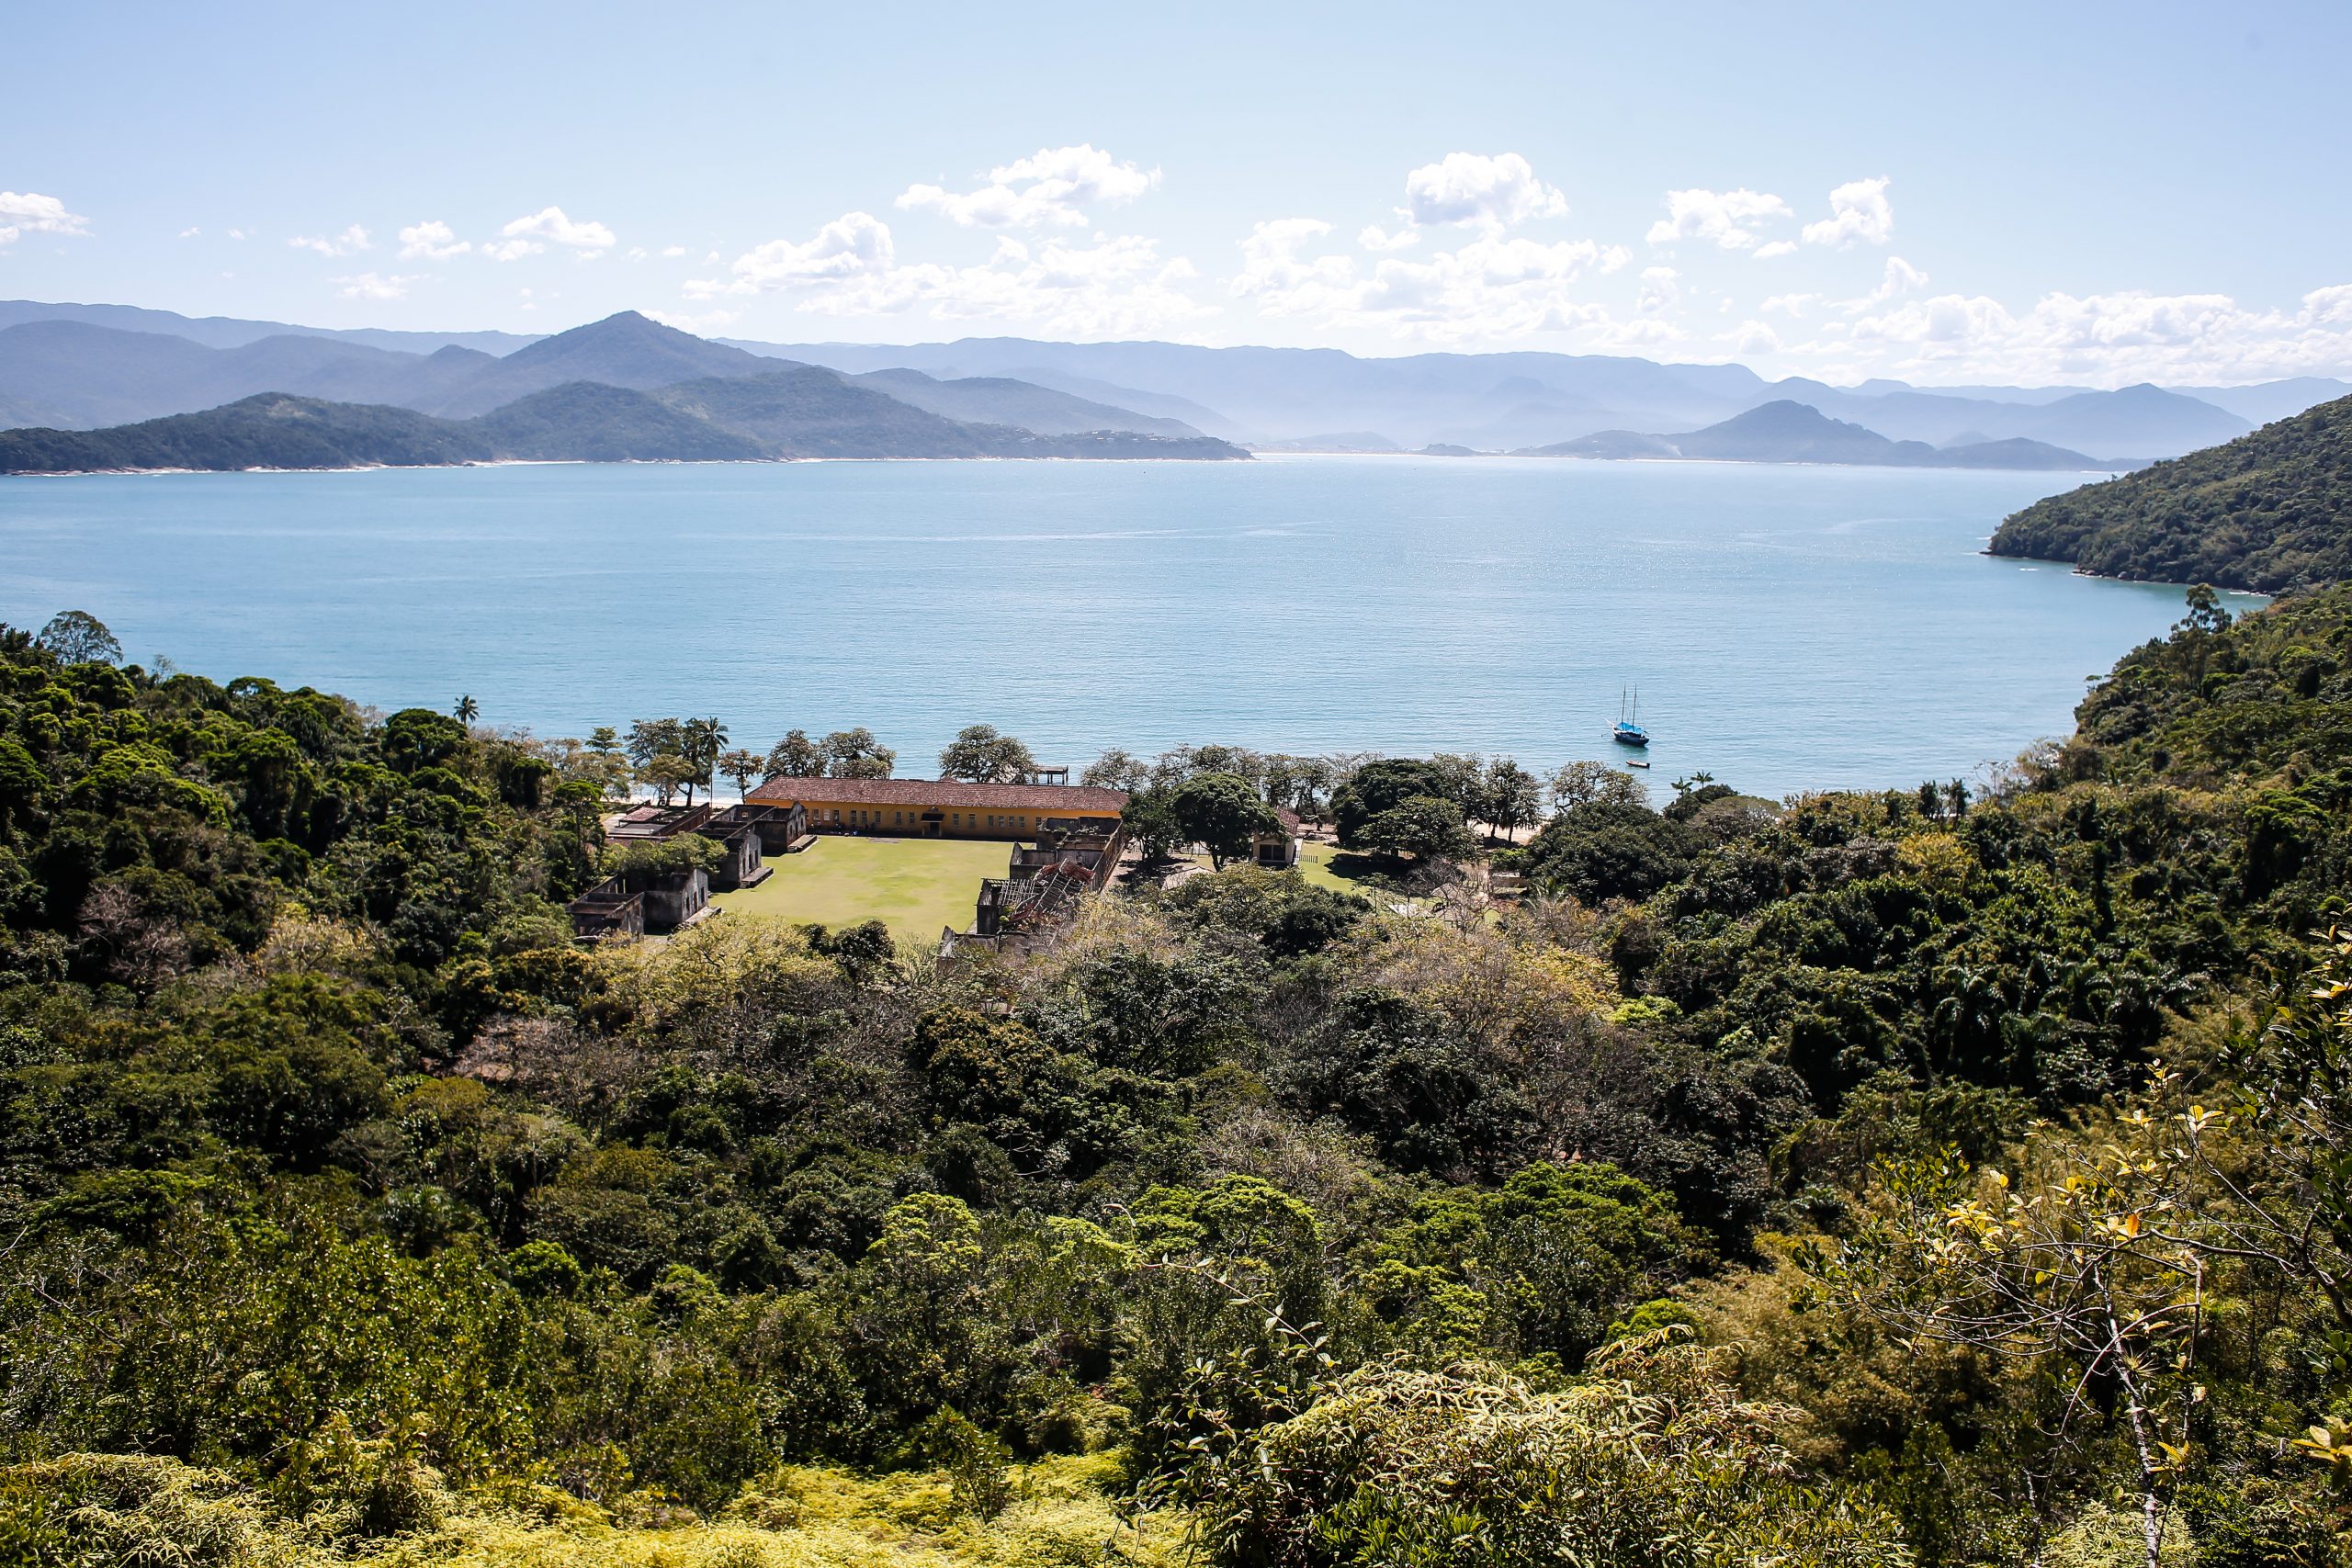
[568,799,812,940]
[1253,807,1305,870]
[743,776,1128,840]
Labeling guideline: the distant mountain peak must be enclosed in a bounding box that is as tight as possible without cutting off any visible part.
[1705,399,1876,436]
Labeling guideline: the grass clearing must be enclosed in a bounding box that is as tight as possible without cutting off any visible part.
[711,835,1012,942]
[1297,839,1400,899]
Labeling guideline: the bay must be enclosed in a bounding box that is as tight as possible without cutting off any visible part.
[0,457,2260,799]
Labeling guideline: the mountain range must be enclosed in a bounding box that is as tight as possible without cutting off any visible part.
[0,315,1252,473]
[5,299,2347,471]
[0,309,1219,441]
[731,334,2337,457]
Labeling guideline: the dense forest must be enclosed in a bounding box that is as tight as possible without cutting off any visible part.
[1,586,2347,1565]
[1990,393,2352,592]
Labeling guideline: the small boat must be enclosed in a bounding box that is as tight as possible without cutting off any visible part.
[1612,686,1651,749]
[1627,760,1651,769]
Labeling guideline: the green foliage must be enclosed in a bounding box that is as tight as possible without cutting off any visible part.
[1161,864,1370,956]
[822,727,896,779]
[1170,771,1281,868]
[599,832,724,881]
[1362,1161,1714,1365]
[1172,1341,1910,1568]
[35,611,120,666]
[1990,392,2352,592]
[1331,758,1457,848]
[0,591,2348,1560]
[1356,794,1475,861]
[940,724,1039,784]
[1521,796,1700,904]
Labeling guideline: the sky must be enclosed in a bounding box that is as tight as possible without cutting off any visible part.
[6,0,2351,387]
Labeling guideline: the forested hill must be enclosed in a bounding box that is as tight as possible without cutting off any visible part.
[0,588,2347,1560]
[0,370,1251,472]
[0,393,492,472]
[1988,391,2352,592]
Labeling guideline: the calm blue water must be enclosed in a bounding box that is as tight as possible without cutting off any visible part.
[0,457,2258,798]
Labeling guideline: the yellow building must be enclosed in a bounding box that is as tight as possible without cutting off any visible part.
[742,775,1129,840]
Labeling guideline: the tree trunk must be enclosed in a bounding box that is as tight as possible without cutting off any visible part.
[2111,1338,2165,1568]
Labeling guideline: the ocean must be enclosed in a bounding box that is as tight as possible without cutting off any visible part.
[0,456,2257,799]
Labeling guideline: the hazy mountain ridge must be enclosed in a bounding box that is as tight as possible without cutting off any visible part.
[0,298,536,355]
[0,355,1253,472]
[5,299,2345,464]
[844,367,1204,438]
[1988,392,2352,591]
[0,320,499,429]
[1521,400,2128,470]
[413,313,779,417]
[741,333,2335,457]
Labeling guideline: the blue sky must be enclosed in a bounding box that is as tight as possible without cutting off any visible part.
[6,1,2350,385]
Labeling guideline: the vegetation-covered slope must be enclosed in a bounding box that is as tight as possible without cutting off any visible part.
[1990,392,2352,591]
[464,380,768,461]
[0,589,2346,1562]
[0,393,492,471]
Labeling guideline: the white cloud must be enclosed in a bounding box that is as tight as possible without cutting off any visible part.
[898,143,1159,230]
[696,211,1211,338]
[647,307,741,333]
[486,238,540,262]
[1803,176,1894,247]
[1232,219,1358,317]
[1645,187,1792,251]
[178,226,201,239]
[1403,152,1567,230]
[1761,292,1817,316]
[1812,281,2352,384]
[398,220,470,260]
[0,190,91,248]
[498,206,616,256]
[711,210,896,291]
[1231,216,1629,344]
[1637,265,1680,314]
[1358,221,1420,252]
[288,223,371,257]
[1851,254,1929,308]
[227,228,248,242]
[334,271,419,300]
[1732,320,1783,355]
[661,244,687,258]
[1753,239,1798,260]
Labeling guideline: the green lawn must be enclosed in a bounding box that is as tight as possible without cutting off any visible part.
[710,835,1013,942]
[1297,839,1401,898]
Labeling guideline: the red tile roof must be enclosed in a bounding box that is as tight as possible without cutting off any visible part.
[745,775,1129,812]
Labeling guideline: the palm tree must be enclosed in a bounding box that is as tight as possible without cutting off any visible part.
[1930,964,2009,1077]
[453,694,480,726]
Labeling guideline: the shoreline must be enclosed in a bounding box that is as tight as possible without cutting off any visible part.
[2,450,2123,479]
[1251,449,2127,474]
[0,452,1258,479]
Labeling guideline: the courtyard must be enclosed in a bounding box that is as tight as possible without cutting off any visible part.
[709,834,1013,940]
